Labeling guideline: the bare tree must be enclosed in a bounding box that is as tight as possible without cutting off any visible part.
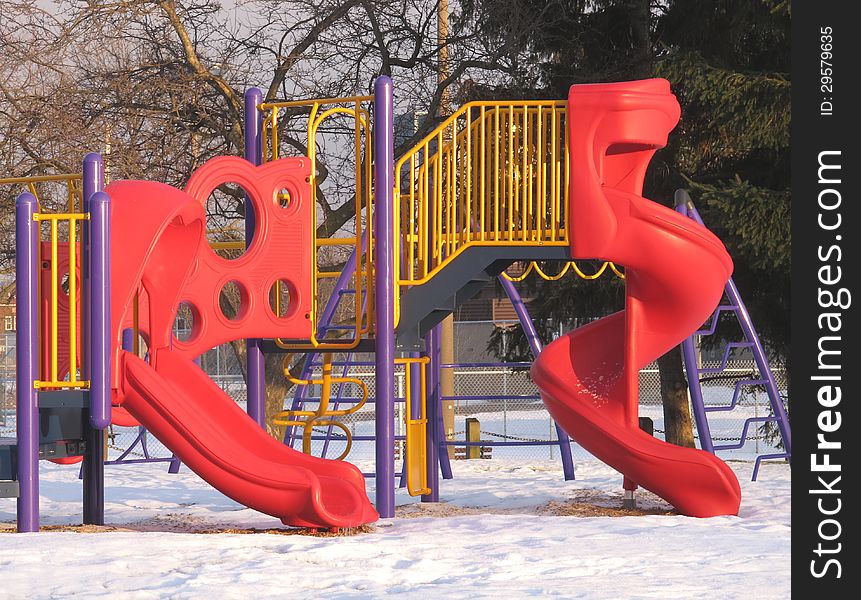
[1,0,524,434]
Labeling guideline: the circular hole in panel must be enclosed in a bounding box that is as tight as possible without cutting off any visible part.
[273,183,300,215]
[277,187,292,209]
[173,301,198,343]
[205,182,252,260]
[61,272,71,296]
[219,280,250,322]
[268,279,294,319]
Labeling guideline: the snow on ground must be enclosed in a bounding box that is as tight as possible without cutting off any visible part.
[0,457,789,599]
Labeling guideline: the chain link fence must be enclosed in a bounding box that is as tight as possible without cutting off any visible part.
[1,324,789,468]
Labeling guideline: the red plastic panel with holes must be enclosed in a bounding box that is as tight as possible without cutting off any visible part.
[174,156,314,359]
[108,156,313,382]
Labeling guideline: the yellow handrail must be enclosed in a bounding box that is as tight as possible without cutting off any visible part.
[260,95,374,350]
[395,100,569,295]
[0,173,82,213]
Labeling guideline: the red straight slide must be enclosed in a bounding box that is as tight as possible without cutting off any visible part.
[107,163,378,529]
[119,349,379,528]
[531,80,742,517]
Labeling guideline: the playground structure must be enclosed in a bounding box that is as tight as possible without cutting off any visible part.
[1,77,791,531]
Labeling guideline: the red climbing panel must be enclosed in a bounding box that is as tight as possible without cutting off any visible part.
[532,79,742,517]
[109,156,314,365]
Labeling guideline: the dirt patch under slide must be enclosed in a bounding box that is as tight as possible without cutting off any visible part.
[0,517,373,536]
[397,489,676,518]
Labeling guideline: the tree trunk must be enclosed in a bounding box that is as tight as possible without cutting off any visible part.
[656,345,696,448]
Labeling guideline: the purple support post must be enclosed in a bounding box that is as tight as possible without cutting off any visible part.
[244,87,266,428]
[373,75,395,517]
[16,193,40,532]
[680,327,715,453]
[679,200,791,457]
[421,325,441,501]
[89,191,111,430]
[82,153,106,525]
[498,275,576,480]
[168,455,182,474]
[674,196,714,452]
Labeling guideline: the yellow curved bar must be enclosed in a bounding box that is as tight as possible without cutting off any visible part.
[278,352,369,460]
[532,262,571,281]
[500,262,536,282]
[501,259,626,282]
[569,261,609,280]
[271,415,355,461]
[304,419,353,461]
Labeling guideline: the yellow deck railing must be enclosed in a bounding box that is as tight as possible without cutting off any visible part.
[395,101,570,289]
[260,95,374,349]
[33,211,89,389]
[0,173,82,214]
[1,174,87,389]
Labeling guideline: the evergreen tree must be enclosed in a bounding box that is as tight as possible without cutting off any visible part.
[469,0,791,444]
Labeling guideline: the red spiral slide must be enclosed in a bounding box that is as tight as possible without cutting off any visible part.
[531,80,742,517]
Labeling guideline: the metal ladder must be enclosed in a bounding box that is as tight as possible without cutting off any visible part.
[676,192,791,480]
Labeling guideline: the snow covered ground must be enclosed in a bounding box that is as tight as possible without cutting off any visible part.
[0,457,790,599]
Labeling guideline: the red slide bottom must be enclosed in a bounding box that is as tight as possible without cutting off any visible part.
[119,350,379,529]
[532,187,742,517]
[533,313,741,517]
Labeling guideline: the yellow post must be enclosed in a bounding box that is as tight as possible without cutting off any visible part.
[441,315,456,458]
[466,417,481,459]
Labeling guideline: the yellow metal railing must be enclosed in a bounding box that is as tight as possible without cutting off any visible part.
[259,95,374,350]
[2,173,87,389]
[395,101,570,290]
[0,173,82,214]
[33,211,89,390]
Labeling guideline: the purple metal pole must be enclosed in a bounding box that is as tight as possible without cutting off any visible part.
[82,153,106,525]
[244,87,266,427]
[674,195,714,452]
[680,333,715,453]
[498,275,576,480]
[422,324,442,501]
[684,202,791,456]
[373,76,395,517]
[89,191,111,430]
[15,193,40,532]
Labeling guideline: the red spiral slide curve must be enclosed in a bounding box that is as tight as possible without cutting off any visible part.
[531,79,742,517]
